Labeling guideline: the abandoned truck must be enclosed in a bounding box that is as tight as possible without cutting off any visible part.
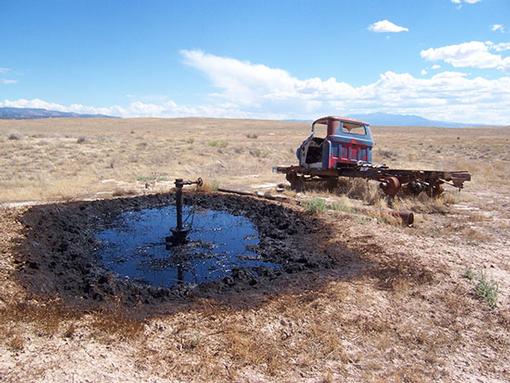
[274,116,471,197]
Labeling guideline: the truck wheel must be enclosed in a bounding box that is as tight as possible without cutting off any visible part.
[380,176,401,197]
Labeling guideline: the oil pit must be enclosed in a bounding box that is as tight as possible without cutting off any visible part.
[16,192,341,305]
[96,206,280,288]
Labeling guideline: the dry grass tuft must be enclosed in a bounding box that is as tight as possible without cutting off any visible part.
[328,195,354,213]
[198,179,220,192]
[226,328,281,373]
[90,308,145,341]
[8,133,21,140]
[112,188,138,197]
[392,192,454,214]
[63,322,77,338]
[322,370,334,383]
[0,301,71,337]
[365,209,402,225]
[6,332,25,351]
[461,226,491,242]
[468,212,492,222]
[0,299,144,345]
[337,178,384,205]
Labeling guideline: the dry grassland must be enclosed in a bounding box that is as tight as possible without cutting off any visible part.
[1,118,508,202]
[1,118,509,382]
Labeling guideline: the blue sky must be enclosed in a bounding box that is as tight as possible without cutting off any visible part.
[1,0,509,123]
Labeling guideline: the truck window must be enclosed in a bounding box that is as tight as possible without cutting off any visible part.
[342,123,366,136]
[314,123,328,138]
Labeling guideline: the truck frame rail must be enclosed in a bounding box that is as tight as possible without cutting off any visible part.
[274,164,471,197]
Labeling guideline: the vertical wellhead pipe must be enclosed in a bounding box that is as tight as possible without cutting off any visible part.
[175,178,184,232]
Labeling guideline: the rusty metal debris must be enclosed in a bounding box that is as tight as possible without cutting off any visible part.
[218,187,289,202]
[388,210,414,226]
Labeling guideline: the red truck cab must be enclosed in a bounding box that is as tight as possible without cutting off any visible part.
[297,116,373,170]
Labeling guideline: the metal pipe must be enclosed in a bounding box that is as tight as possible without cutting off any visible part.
[166,177,203,247]
[175,178,183,232]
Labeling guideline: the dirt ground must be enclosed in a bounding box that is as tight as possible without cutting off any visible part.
[0,118,509,382]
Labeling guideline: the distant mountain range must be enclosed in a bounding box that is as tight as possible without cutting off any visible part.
[290,113,492,127]
[0,107,495,127]
[347,113,479,128]
[0,107,114,119]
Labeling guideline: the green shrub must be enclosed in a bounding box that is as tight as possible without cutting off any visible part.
[304,197,327,214]
[208,140,228,148]
[475,272,498,308]
[463,268,475,281]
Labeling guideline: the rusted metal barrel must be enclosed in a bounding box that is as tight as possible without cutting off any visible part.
[387,210,414,226]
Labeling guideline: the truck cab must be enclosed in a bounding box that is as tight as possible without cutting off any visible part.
[297,116,373,169]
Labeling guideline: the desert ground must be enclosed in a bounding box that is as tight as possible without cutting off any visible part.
[0,118,509,382]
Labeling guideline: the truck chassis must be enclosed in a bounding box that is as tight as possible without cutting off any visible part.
[275,164,471,197]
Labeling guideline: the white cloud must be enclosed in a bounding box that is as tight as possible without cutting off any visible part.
[3,50,510,124]
[492,24,505,33]
[0,67,17,84]
[420,69,428,76]
[431,64,441,70]
[451,0,481,4]
[0,98,124,115]
[178,50,510,123]
[368,20,409,33]
[179,50,510,123]
[0,97,249,119]
[421,41,510,70]
[488,41,510,52]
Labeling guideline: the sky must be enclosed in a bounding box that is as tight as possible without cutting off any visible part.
[1,0,509,124]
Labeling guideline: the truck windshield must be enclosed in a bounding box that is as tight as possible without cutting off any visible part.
[342,123,366,135]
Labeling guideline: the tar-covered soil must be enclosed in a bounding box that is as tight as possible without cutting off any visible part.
[14,192,354,308]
